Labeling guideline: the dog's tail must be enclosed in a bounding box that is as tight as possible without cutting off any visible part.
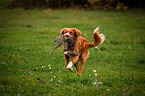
[87,27,105,48]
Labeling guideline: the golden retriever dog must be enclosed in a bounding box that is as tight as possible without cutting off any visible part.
[60,27,105,76]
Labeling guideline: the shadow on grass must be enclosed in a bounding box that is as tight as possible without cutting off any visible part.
[63,77,92,85]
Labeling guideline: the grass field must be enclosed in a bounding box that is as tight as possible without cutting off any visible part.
[0,8,145,96]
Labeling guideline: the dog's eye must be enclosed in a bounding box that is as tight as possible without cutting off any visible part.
[65,32,67,33]
[70,32,72,34]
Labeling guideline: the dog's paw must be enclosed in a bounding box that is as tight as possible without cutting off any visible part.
[70,68,74,72]
[75,73,82,76]
[75,74,81,76]
[67,67,74,72]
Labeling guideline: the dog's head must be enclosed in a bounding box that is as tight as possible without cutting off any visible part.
[60,28,81,39]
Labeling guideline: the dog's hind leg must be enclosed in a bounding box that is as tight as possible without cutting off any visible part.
[79,50,90,75]
[74,62,80,76]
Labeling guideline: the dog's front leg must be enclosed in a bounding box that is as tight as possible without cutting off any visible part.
[66,56,79,72]
[64,54,69,68]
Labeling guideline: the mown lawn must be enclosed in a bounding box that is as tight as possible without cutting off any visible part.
[0,8,145,96]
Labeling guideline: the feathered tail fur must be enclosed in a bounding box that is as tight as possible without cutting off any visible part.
[87,27,105,48]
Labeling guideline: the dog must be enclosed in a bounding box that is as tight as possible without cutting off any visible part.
[60,27,105,76]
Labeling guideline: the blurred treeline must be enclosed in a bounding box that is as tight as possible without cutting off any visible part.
[10,0,145,11]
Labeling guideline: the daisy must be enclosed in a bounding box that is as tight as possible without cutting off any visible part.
[93,82,96,85]
[58,80,61,82]
[107,89,109,91]
[93,70,96,72]
[98,82,102,84]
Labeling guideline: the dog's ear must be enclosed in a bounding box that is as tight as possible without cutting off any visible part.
[60,28,65,35]
[74,28,81,37]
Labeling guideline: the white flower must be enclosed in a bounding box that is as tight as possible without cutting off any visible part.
[49,67,51,69]
[95,74,97,76]
[98,82,102,84]
[42,66,44,68]
[93,82,96,85]
[51,79,53,81]
[93,70,96,72]
[50,71,52,73]
[48,64,51,66]
[58,80,61,82]
[54,76,56,78]
[107,89,109,91]
[44,66,46,67]
[89,75,91,77]
[36,67,38,70]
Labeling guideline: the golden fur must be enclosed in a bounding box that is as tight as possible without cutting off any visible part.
[60,27,105,76]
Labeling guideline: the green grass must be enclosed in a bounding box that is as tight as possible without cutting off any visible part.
[0,8,145,96]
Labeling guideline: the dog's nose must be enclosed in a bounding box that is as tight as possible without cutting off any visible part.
[65,32,69,37]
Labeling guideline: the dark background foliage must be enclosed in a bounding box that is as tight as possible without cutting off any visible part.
[10,0,145,10]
